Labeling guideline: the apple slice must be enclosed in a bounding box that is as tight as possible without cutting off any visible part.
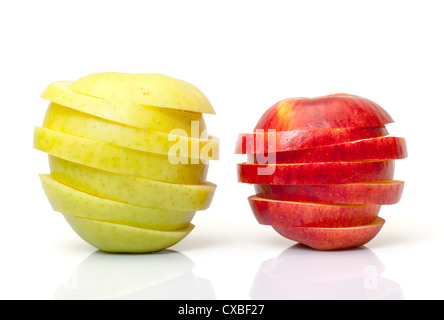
[41,81,206,133]
[235,126,388,154]
[69,72,216,114]
[63,215,195,253]
[40,174,196,231]
[247,136,407,163]
[237,160,395,185]
[255,180,404,205]
[34,127,208,185]
[43,103,220,160]
[49,156,216,211]
[248,195,380,228]
[272,217,385,250]
[254,94,394,131]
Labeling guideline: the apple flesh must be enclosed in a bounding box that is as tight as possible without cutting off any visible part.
[34,126,209,185]
[235,125,388,154]
[255,180,404,205]
[64,214,195,253]
[248,136,407,163]
[272,217,385,250]
[40,174,196,231]
[248,195,380,228]
[237,160,395,185]
[41,81,206,132]
[254,94,394,131]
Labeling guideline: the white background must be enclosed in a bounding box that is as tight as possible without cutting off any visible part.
[1,0,443,300]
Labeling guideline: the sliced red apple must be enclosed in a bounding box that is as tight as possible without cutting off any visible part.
[248,195,381,228]
[235,125,388,154]
[238,160,395,185]
[272,217,385,250]
[255,180,404,205]
[247,136,407,163]
[254,94,394,131]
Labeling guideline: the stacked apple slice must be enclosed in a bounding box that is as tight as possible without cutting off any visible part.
[35,72,219,253]
[236,94,407,250]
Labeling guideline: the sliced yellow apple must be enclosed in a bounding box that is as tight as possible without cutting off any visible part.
[43,103,219,160]
[41,81,205,133]
[69,72,216,114]
[40,174,195,231]
[49,156,216,211]
[63,215,194,253]
[34,127,208,185]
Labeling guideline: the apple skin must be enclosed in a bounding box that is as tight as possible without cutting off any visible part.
[255,180,404,205]
[237,160,395,185]
[49,156,216,211]
[235,125,388,154]
[43,103,219,160]
[40,174,196,231]
[248,136,407,163]
[272,217,385,250]
[34,126,208,185]
[69,72,216,115]
[254,94,394,131]
[41,81,206,133]
[248,195,380,228]
[64,215,195,253]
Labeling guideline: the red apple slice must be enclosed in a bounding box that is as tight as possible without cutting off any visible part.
[272,217,385,250]
[248,195,381,228]
[247,136,407,163]
[235,125,389,154]
[254,94,394,131]
[237,160,395,185]
[255,180,404,204]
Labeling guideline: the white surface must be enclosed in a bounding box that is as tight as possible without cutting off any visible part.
[1,0,444,300]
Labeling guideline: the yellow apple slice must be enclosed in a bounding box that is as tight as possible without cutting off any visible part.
[40,174,195,231]
[49,156,216,211]
[69,72,216,115]
[63,214,195,253]
[41,81,205,133]
[43,103,219,160]
[34,127,208,185]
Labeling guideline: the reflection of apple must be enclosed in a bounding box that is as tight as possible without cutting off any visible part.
[36,73,218,253]
[273,217,385,251]
[235,126,388,154]
[247,137,407,163]
[255,180,404,205]
[44,103,219,160]
[238,160,395,185]
[250,245,403,300]
[236,94,406,250]
[34,127,208,185]
[55,250,216,300]
[248,195,380,227]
